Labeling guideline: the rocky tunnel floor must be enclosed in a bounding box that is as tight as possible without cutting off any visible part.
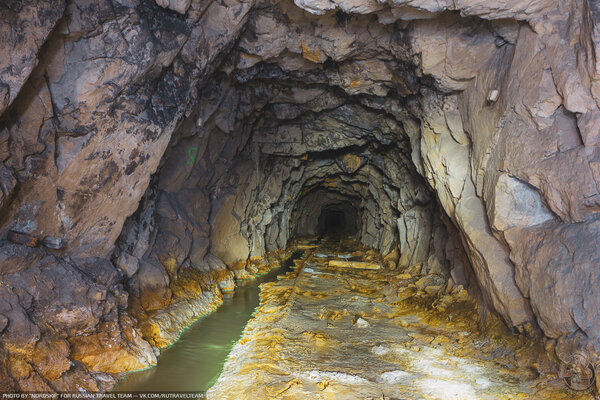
[207,238,592,400]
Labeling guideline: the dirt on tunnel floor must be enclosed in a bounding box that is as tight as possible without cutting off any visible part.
[207,238,594,400]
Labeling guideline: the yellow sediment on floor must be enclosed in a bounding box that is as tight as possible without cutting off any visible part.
[328,259,381,269]
[296,244,318,249]
[207,238,593,400]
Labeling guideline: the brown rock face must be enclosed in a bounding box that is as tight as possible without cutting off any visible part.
[1,0,600,392]
[0,0,66,116]
[0,243,155,391]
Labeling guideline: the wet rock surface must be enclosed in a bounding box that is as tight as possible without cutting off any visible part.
[208,238,590,400]
[0,242,155,391]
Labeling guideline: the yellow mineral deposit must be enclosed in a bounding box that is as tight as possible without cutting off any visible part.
[300,41,322,63]
[328,259,381,270]
[296,244,319,249]
[207,238,594,400]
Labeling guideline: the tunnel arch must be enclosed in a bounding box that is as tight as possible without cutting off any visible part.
[290,186,361,239]
[317,203,357,237]
[2,0,598,391]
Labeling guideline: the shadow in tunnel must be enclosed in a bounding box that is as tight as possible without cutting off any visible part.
[318,208,348,237]
[290,187,361,241]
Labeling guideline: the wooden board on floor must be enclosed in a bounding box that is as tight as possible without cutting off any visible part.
[296,244,319,249]
[329,259,381,270]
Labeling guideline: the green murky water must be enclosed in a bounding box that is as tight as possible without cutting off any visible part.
[113,253,298,393]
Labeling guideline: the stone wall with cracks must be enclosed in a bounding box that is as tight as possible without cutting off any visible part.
[118,70,468,358]
[0,0,255,391]
[1,0,600,392]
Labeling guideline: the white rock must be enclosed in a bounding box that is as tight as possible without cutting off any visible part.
[371,345,390,356]
[489,173,554,231]
[379,370,412,384]
[302,370,369,385]
[475,377,492,388]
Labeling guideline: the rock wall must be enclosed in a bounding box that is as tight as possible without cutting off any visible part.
[409,3,600,358]
[0,0,253,391]
[123,71,465,351]
[0,0,599,392]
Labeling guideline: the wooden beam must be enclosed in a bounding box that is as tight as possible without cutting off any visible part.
[328,260,381,270]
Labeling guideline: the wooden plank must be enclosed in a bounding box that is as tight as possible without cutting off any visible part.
[296,244,318,249]
[328,259,381,270]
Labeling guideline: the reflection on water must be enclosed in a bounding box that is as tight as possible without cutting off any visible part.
[113,254,298,393]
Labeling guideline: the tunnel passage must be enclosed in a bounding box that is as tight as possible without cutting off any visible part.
[115,6,485,358]
[3,0,599,392]
[318,207,348,236]
[291,187,360,239]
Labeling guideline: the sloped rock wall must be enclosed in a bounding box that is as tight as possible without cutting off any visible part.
[0,0,253,391]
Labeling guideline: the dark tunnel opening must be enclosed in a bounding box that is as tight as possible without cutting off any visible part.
[289,187,362,240]
[319,208,346,234]
[317,205,358,237]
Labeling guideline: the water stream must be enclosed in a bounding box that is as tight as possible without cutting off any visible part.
[113,252,299,393]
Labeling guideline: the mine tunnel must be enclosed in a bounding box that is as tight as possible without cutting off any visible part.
[292,187,361,239]
[318,207,350,236]
[0,0,599,398]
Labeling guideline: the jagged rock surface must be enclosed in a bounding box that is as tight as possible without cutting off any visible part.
[0,0,599,392]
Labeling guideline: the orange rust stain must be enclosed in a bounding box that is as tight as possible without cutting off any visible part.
[349,79,361,88]
[342,154,361,172]
[240,52,262,60]
[324,177,338,188]
[301,41,322,63]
